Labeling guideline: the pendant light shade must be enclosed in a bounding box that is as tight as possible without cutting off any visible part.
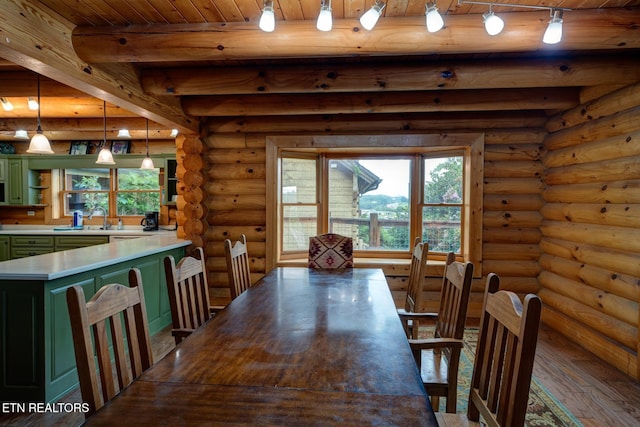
[96,100,115,165]
[14,130,29,139]
[27,75,53,154]
[140,119,155,170]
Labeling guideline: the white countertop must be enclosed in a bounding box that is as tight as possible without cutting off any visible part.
[0,234,191,281]
[0,224,177,236]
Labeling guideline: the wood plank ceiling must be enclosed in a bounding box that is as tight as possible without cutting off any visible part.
[1,0,639,141]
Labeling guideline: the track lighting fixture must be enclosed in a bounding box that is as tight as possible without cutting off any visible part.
[360,0,386,31]
[425,3,444,33]
[459,1,569,43]
[483,7,503,36]
[170,129,179,137]
[26,75,53,154]
[317,0,332,32]
[14,130,28,139]
[117,128,131,138]
[0,97,13,111]
[259,0,275,32]
[543,10,563,44]
[27,97,39,110]
[96,100,115,165]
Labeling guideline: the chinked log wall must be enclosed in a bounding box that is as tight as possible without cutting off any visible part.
[540,81,640,379]
[190,113,545,318]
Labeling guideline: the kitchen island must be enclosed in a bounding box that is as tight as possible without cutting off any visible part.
[0,233,191,403]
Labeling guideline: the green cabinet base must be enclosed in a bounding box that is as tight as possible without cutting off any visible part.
[0,246,184,403]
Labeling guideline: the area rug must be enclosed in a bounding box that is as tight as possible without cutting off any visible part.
[418,327,583,427]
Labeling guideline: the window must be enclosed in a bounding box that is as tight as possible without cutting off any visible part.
[268,134,483,268]
[61,168,160,217]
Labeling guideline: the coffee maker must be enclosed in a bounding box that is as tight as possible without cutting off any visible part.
[141,211,159,231]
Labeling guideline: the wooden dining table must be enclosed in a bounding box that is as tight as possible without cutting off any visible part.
[84,267,437,426]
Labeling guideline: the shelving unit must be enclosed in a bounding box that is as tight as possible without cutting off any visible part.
[165,158,177,205]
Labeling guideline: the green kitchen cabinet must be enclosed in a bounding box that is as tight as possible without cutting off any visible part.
[0,245,184,403]
[54,235,109,250]
[0,236,9,261]
[10,235,55,259]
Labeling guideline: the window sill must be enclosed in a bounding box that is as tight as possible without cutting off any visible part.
[276,257,447,275]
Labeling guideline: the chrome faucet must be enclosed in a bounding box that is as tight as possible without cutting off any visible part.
[89,207,110,230]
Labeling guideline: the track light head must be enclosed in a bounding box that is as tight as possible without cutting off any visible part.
[360,1,386,31]
[543,9,563,44]
[425,3,444,33]
[259,0,275,32]
[483,10,504,36]
[317,0,332,31]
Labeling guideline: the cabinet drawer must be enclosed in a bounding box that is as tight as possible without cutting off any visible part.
[10,235,55,247]
[54,236,109,249]
[11,247,54,258]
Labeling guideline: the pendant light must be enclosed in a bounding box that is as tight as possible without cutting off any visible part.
[96,100,115,165]
[140,119,155,170]
[26,75,54,154]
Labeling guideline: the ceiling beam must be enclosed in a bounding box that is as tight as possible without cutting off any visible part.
[0,0,197,133]
[182,87,580,116]
[72,10,640,63]
[141,56,640,95]
[0,117,171,131]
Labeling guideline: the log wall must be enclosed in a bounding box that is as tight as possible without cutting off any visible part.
[540,81,640,379]
[194,114,546,315]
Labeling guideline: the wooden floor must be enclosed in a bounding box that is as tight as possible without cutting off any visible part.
[2,323,639,426]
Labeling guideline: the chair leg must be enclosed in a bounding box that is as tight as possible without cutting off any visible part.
[431,396,440,412]
[446,386,457,413]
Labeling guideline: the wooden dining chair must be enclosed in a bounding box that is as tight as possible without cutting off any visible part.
[66,268,153,417]
[164,247,216,345]
[308,233,353,269]
[435,274,542,427]
[405,253,474,413]
[397,237,429,339]
[224,234,253,300]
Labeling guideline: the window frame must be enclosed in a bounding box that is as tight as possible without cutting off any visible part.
[58,167,161,219]
[266,134,484,271]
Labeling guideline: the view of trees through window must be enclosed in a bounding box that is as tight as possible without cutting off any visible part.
[280,154,463,255]
[63,168,160,217]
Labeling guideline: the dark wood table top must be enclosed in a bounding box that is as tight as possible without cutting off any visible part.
[85,267,437,426]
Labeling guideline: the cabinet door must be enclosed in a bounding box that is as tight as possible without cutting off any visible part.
[8,158,26,205]
[164,158,177,205]
[0,237,9,261]
[0,158,7,181]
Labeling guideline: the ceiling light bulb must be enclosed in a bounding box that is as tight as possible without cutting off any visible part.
[360,2,385,31]
[317,2,332,32]
[170,129,179,137]
[483,11,504,36]
[14,130,28,139]
[425,3,444,33]
[117,129,131,138]
[259,1,275,32]
[28,97,39,110]
[543,10,563,44]
[1,97,14,111]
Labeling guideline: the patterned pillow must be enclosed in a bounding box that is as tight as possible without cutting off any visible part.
[308,233,353,269]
